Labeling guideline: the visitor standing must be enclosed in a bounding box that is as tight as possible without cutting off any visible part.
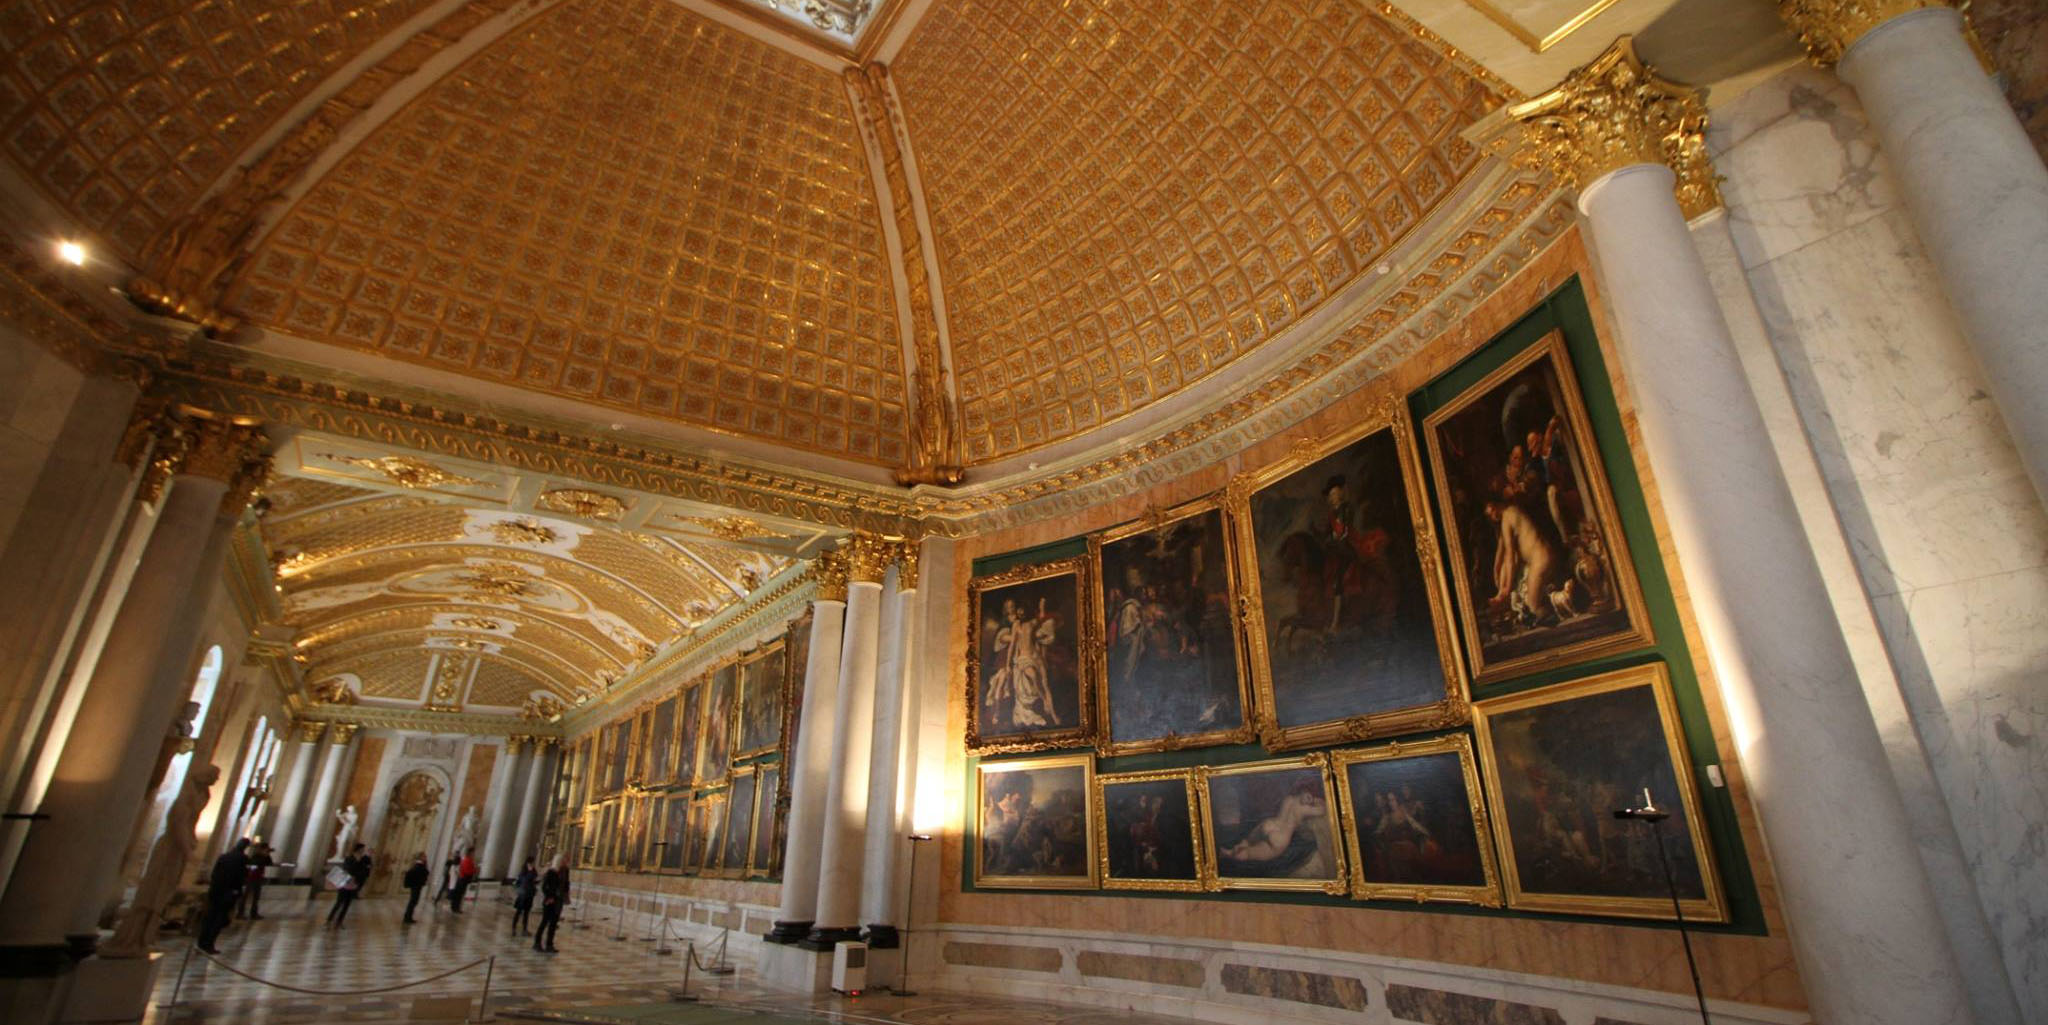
[435,849,458,906]
[196,837,250,954]
[450,848,477,913]
[510,859,538,935]
[402,853,430,924]
[532,854,569,953]
[327,844,372,927]
[238,840,273,920]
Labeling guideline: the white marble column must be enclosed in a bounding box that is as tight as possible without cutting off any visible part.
[1510,39,1975,1025]
[767,553,848,944]
[260,722,323,854]
[292,725,358,878]
[0,415,265,950]
[1784,3,2048,505]
[859,548,917,948]
[803,535,889,950]
[479,737,525,880]
[507,739,554,875]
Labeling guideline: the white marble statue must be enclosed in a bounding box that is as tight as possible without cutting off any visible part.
[454,806,479,855]
[330,804,359,862]
[103,764,220,958]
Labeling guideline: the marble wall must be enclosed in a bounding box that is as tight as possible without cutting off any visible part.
[0,333,86,553]
[1707,60,2048,1025]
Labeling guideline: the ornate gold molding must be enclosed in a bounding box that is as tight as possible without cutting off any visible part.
[893,539,921,591]
[319,453,483,490]
[1779,0,1950,66]
[328,721,360,744]
[812,548,851,602]
[843,530,894,584]
[1506,37,1719,219]
[292,719,328,743]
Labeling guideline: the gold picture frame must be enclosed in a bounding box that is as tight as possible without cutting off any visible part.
[1471,663,1726,921]
[1331,734,1501,906]
[1090,497,1255,756]
[749,762,782,877]
[694,657,740,784]
[1092,768,1207,892]
[779,608,812,802]
[733,640,789,760]
[1230,395,1468,751]
[689,787,728,874]
[1196,754,1347,894]
[1421,331,1654,685]
[975,753,1098,889]
[718,764,760,878]
[965,555,1097,754]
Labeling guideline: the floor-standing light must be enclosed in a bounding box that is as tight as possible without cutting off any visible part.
[890,834,935,997]
[1615,788,1710,1024]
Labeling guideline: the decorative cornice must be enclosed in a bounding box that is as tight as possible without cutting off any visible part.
[1506,37,1719,220]
[843,530,895,584]
[894,539,921,591]
[328,722,360,744]
[1779,0,1950,66]
[812,548,852,602]
[299,704,561,739]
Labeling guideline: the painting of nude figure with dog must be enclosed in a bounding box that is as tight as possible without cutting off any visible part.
[1422,332,1652,684]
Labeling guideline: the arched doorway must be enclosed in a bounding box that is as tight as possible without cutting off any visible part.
[370,770,444,896]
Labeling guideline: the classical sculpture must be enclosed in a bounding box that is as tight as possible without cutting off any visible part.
[454,806,479,854]
[330,804,358,862]
[102,765,220,958]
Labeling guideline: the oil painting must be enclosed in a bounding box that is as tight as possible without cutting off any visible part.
[1332,735,1499,905]
[750,764,781,875]
[1422,332,1652,684]
[695,661,736,784]
[1236,408,1465,749]
[975,754,1097,889]
[722,766,757,876]
[1472,664,1725,921]
[735,642,787,759]
[1092,500,1251,755]
[966,557,1093,754]
[658,794,688,872]
[1094,769,1204,891]
[782,609,812,775]
[1198,755,1345,893]
[678,678,704,787]
[647,695,677,784]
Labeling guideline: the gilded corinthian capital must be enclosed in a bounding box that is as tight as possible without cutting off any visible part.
[844,530,896,584]
[1779,0,1950,66]
[812,548,852,602]
[1506,37,1720,219]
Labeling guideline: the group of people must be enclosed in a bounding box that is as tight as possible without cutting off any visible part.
[195,836,273,954]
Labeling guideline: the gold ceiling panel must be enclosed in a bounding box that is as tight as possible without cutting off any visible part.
[893,0,1501,461]
[285,541,679,639]
[265,498,469,565]
[467,657,553,708]
[564,531,731,616]
[226,0,908,464]
[337,648,436,700]
[302,604,619,681]
[0,0,439,258]
[263,477,383,517]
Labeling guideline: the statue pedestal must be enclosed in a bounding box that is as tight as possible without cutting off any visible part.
[56,952,162,1024]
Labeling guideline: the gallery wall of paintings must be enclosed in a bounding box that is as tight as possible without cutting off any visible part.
[961,280,1759,929]
[571,608,809,884]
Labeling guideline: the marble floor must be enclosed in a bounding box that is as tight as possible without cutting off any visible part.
[141,890,1178,1025]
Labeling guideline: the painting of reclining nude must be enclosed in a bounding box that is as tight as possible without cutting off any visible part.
[975,754,1097,889]
[1091,500,1252,755]
[1332,735,1500,906]
[1422,331,1653,684]
[1472,663,1725,921]
[1094,769,1205,891]
[965,557,1094,754]
[1236,410,1466,749]
[1197,755,1345,893]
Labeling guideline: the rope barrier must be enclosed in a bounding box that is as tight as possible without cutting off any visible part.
[193,951,491,996]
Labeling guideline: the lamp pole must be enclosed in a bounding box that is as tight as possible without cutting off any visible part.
[890,833,933,997]
[1615,787,1709,1024]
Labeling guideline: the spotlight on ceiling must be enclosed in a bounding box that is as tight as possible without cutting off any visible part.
[56,240,87,266]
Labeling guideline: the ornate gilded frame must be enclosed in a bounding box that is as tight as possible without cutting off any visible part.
[1091,768,1207,892]
[693,787,730,874]
[749,762,782,877]
[1089,497,1256,756]
[778,607,812,805]
[1471,663,1726,921]
[1228,394,1468,751]
[1421,331,1654,685]
[732,640,789,761]
[965,555,1097,754]
[652,793,689,876]
[1195,753,1347,895]
[718,764,760,879]
[974,752,1099,890]
[693,656,741,784]
[648,691,681,785]
[1330,734,1502,906]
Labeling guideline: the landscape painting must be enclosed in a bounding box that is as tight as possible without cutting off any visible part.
[966,557,1093,754]
[976,754,1096,888]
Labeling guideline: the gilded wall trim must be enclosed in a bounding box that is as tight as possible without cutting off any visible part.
[299,703,560,738]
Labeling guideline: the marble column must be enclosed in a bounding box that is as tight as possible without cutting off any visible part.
[260,721,324,854]
[0,412,267,953]
[802,534,890,952]
[507,738,554,874]
[859,545,918,949]
[1780,1,2048,505]
[1510,38,1974,1025]
[767,552,848,944]
[479,737,526,879]
[292,724,358,878]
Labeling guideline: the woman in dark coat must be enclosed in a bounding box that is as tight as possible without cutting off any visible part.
[532,855,569,953]
[510,859,538,935]
[402,853,430,924]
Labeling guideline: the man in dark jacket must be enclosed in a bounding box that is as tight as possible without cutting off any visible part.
[196,837,250,953]
[532,854,569,953]
[402,853,431,924]
[238,840,273,920]
[326,844,372,927]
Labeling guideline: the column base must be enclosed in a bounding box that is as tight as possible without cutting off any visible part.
[861,923,899,949]
[796,925,862,952]
[0,942,85,979]
[764,920,813,945]
[55,953,160,1025]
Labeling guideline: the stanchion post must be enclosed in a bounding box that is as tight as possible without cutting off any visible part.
[160,943,197,1013]
[611,892,628,941]
[670,940,699,1002]
[468,954,496,1023]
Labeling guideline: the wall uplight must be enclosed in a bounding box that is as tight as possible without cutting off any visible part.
[56,240,87,266]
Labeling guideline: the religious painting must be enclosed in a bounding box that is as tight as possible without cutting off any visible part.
[647,695,678,784]
[1197,754,1345,893]
[1332,734,1501,906]
[658,794,689,873]
[1093,768,1204,892]
[965,556,1094,754]
[1421,332,1653,684]
[1234,404,1467,750]
[695,661,737,784]
[975,754,1097,889]
[1091,499,1253,755]
[721,766,758,876]
[677,678,704,788]
[735,642,788,759]
[750,764,782,876]
[1471,663,1726,921]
